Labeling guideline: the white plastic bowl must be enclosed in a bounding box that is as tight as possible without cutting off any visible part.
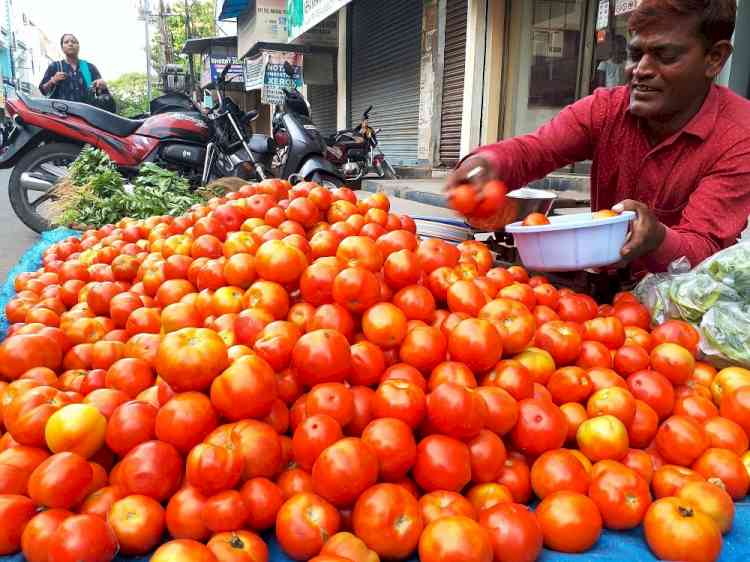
[504,211,636,272]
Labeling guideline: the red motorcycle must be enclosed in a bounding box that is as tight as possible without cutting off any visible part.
[0,67,270,232]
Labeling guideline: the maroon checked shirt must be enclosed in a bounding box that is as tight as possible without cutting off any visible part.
[474,85,750,273]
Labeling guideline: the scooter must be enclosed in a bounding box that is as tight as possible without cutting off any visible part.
[271,61,343,188]
[325,105,398,183]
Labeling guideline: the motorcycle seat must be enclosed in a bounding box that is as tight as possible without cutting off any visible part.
[21,93,144,137]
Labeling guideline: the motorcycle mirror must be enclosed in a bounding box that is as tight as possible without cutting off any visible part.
[219,63,231,83]
[364,105,373,117]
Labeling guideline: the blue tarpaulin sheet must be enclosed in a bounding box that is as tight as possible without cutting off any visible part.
[1,229,749,561]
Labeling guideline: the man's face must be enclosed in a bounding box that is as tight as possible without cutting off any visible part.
[62,36,80,57]
[625,20,712,122]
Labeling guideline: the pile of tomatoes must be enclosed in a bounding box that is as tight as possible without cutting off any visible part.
[1,180,749,562]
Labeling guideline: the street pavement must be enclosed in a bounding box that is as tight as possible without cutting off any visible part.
[0,168,40,280]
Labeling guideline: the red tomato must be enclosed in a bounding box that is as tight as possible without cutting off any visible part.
[155,392,218,454]
[352,483,423,559]
[210,354,277,421]
[276,493,340,561]
[536,491,602,553]
[118,440,183,502]
[677,480,735,535]
[155,327,228,392]
[654,415,709,467]
[108,495,165,555]
[201,490,249,533]
[165,487,210,542]
[628,399,660,449]
[426,383,487,440]
[293,414,343,472]
[643,497,721,562]
[547,367,593,405]
[238,477,284,531]
[312,437,378,508]
[510,398,567,457]
[372,380,426,429]
[476,386,519,435]
[652,465,705,499]
[530,449,590,499]
[468,429,507,483]
[627,370,675,420]
[478,503,543,562]
[46,514,118,562]
[207,530,269,562]
[151,539,218,562]
[589,466,651,529]
[418,515,493,562]
[482,360,534,401]
[651,320,701,354]
[413,435,472,493]
[534,321,582,366]
[28,452,93,509]
[21,508,72,562]
[419,490,476,524]
[105,400,157,456]
[0,494,36,555]
[361,417,417,482]
[692,448,749,500]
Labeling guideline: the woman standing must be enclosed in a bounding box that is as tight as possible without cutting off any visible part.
[39,34,107,103]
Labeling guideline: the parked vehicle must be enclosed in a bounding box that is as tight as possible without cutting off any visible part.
[325,105,398,184]
[0,64,270,232]
[271,61,343,188]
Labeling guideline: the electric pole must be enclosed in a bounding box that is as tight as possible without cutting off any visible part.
[142,0,152,101]
[184,0,194,95]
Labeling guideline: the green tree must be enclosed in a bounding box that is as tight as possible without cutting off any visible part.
[108,72,162,117]
[151,0,216,78]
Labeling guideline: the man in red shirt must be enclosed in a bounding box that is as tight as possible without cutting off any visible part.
[451,0,750,274]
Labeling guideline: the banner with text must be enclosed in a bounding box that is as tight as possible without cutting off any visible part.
[244,50,304,105]
[287,0,351,41]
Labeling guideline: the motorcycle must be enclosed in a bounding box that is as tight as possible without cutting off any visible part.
[270,61,343,188]
[325,105,398,184]
[0,64,270,232]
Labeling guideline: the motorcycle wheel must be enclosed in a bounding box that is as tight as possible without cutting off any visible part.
[311,171,344,189]
[9,142,82,233]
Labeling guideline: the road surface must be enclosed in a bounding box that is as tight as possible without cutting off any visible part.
[0,168,40,280]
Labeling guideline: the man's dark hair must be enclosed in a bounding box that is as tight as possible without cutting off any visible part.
[60,33,78,48]
[629,0,736,46]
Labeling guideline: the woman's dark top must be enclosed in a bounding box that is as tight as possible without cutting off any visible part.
[39,60,101,103]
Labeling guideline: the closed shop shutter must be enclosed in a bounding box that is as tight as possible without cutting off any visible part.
[308,84,338,138]
[439,0,468,167]
[350,0,423,166]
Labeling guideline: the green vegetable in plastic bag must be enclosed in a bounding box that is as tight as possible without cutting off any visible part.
[668,274,739,323]
[697,243,750,300]
[701,302,750,368]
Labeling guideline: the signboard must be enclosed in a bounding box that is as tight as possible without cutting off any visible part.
[614,0,639,16]
[209,57,244,85]
[287,0,351,41]
[244,50,304,105]
[596,0,610,30]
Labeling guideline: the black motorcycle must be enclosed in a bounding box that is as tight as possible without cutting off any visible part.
[325,105,398,183]
[270,61,343,187]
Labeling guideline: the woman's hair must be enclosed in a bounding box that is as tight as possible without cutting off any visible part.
[60,33,78,48]
[629,0,736,46]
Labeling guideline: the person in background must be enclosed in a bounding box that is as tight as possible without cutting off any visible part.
[39,34,107,103]
[449,0,750,276]
[596,35,628,88]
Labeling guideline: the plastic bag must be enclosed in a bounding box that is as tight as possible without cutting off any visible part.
[634,242,750,369]
[634,256,691,325]
[700,302,750,369]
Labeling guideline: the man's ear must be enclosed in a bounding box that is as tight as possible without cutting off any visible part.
[706,40,733,79]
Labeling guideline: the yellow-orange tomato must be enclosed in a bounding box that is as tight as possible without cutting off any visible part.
[576,415,629,462]
[45,403,107,459]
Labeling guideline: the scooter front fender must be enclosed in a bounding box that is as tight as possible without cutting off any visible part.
[297,155,341,181]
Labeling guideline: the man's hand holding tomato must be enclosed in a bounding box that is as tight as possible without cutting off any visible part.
[446,155,510,231]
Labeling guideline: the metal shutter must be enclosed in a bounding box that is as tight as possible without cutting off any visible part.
[350,0,423,166]
[308,84,338,138]
[439,0,468,167]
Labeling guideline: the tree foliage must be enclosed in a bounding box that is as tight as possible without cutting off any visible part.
[150,0,216,76]
[108,72,161,117]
